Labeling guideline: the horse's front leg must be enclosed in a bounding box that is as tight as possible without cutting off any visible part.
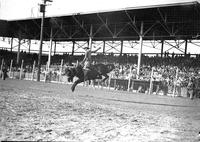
[71,78,83,92]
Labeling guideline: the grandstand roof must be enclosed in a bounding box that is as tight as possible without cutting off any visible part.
[1,0,200,41]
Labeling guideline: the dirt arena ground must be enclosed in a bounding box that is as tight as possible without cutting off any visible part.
[0,79,200,142]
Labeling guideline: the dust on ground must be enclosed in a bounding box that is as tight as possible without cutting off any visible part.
[0,79,200,142]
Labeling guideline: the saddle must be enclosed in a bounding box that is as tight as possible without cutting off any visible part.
[83,65,101,78]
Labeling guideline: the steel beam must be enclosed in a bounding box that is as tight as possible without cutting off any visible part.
[125,10,140,36]
[97,13,114,37]
[72,15,89,36]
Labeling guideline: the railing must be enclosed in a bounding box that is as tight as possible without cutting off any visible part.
[1,59,200,99]
[5,69,200,99]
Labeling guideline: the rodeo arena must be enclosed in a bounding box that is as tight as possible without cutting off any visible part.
[1,0,200,141]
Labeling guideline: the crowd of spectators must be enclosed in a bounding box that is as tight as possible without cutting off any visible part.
[1,49,200,98]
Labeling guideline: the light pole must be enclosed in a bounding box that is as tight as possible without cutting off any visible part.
[37,0,52,81]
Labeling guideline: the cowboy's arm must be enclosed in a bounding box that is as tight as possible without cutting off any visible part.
[82,54,87,62]
[82,51,89,62]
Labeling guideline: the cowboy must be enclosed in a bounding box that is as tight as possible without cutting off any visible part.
[81,46,101,84]
[82,46,101,70]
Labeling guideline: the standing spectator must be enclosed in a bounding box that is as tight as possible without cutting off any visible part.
[175,77,182,97]
[2,64,8,80]
[155,78,168,96]
[187,77,195,99]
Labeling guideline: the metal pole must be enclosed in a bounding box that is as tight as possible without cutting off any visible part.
[32,60,36,81]
[173,68,179,97]
[89,24,93,50]
[37,0,46,82]
[120,40,123,56]
[10,37,13,52]
[103,40,106,54]
[137,22,144,79]
[19,60,24,80]
[127,66,132,91]
[184,40,188,57]
[54,41,56,55]
[1,59,4,79]
[9,60,13,78]
[47,27,53,72]
[44,62,48,82]
[161,40,164,58]
[59,59,63,82]
[72,41,75,56]
[108,75,111,90]
[17,38,21,64]
[149,67,154,95]
[28,40,31,54]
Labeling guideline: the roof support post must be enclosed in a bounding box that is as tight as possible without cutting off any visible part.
[47,27,53,72]
[54,41,56,55]
[28,40,31,54]
[72,41,75,56]
[103,40,106,54]
[120,40,123,56]
[137,22,144,79]
[161,40,164,58]
[89,24,93,50]
[10,37,13,52]
[17,38,21,65]
[184,39,188,57]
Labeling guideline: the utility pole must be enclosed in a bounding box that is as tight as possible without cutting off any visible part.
[37,0,53,82]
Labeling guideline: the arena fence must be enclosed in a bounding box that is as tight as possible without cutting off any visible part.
[1,59,200,99]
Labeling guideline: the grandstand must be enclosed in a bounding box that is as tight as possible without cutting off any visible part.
[0,0,200,99]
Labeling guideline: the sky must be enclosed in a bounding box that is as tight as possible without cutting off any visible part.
[0,0,200,55]
[0,0,197,20]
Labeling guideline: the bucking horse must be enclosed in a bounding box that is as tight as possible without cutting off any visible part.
[63,63,115,92]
